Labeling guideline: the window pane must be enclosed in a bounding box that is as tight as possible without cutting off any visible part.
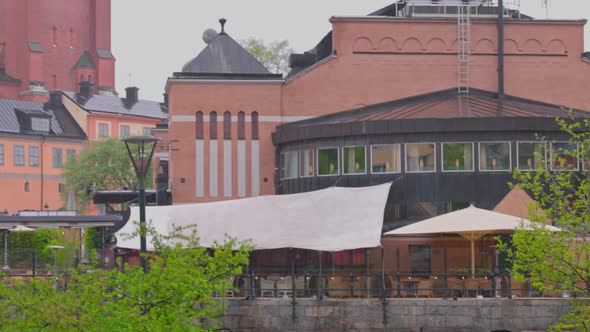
[31,117,50,132]
[52,148,63,168]
[371,144,400,173]
[0,144,4,165]
[518,142,544,170]
[279,151,298,179]
[318,148,339,175]
[442,143,473,171]
[551,142,578,171]
[410,245,432,275]
[98,123,109,137]
[479,142,510,171]
[143,127,151,136]
[406,143,435,172]
[120,125,130,138]
[14,145,24,166]
[299,149,315,177]
[66,149,76,162]
[343,146,365,174]
[29,146,39,167]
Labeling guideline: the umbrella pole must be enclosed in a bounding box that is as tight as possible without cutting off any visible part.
[471,239,475,277]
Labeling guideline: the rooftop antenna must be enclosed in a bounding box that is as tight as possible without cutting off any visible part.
[542,0,551,19]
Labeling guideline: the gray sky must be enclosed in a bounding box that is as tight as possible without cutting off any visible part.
[112,1,590,102]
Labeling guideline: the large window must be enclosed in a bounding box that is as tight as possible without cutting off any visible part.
[14,145,24,166]
[551,142,578,171]
[299,149,315,177]
[120,125,130,138]
[517,142,545,171]
[0,144,4,165]
[479,142,510,171]
[29,146,39,167]
[237,112,245,140]
[317,148,339,176]
[342,146,365,175]
[406,143,435,172]
[409,245,432,275]
[66,149,76,162]
[279,151,298,179]
[52,148,63,168]
[371,144,400,173]
[31,117,50,132]
[98,123,109,138]
[442,143,473,171]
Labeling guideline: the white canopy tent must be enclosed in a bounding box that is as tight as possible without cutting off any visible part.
[116,182,392,252]
[384,205,560,275]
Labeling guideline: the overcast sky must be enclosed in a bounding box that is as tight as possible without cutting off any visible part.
[112,1,590,101]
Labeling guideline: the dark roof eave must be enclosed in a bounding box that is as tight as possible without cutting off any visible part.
[172,72,283,80]
[273,117,573,145]
[0,215,120,228]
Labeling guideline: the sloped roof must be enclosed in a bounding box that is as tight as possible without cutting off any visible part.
[493,188,540,220]
[0,98,86,137]
[75,51,95,69]
[181,32,271,75]
[63,92,167,120]
[284,89,590,127]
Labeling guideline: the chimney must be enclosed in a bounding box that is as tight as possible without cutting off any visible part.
[78,80,94,99]
[125,87,139,104]
[49,91,62,107]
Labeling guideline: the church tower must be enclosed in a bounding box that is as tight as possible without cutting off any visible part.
[0,0,115,101]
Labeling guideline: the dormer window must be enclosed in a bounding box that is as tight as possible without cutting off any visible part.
[31,117,50,132]
[15,109,52,133]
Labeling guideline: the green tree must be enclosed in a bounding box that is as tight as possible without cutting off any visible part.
[0,224,251,331]
[504,114,590,330]
[62,138,152,212]
[241,38,294,76]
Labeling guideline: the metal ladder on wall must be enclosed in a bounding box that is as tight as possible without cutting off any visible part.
[457,4,471,95]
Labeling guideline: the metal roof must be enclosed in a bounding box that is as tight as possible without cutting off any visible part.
[0,99,66,136]
[96,48,114,59]
[283,89,590,128]
[63,92,167,120]
[75,51,95,68]
[181,32,271,75]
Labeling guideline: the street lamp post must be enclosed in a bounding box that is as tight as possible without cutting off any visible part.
[122,135,160,274]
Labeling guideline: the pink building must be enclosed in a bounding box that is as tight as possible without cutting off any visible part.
[164,3,590,206]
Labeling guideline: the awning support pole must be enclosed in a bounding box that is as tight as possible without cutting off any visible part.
[318,251,323,300]
[381,246,387,326]
[471,239,476,276]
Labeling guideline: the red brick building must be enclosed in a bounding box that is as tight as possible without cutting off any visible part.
[0,0,115,102]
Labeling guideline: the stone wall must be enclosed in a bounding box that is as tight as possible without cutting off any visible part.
[220,298,574,332]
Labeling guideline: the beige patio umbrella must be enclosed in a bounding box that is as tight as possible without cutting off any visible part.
[383,205,560,276]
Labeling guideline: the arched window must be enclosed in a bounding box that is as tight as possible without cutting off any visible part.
[80,74,85,82]
[251,112,259,140]
[195,112,203,139]
[88,74,92,82]
[237,112,245,140]
[223,111,231,139]
[210,111,217,139]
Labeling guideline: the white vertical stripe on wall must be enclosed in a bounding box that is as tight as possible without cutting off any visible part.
[251,140,260,196]
[209,140,218,197]
[223,140,232,197]
[237,140,246,197]
[195,140,204,197]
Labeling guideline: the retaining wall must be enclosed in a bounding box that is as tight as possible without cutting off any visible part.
[220,298,574,332]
